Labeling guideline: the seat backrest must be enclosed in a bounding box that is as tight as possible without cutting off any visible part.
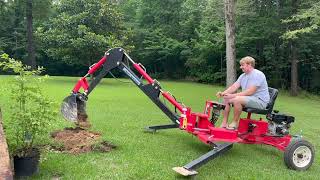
[266,87,278,113]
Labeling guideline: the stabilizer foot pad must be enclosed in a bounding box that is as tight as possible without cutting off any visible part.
[172,167,198,176]
[144,127,156,133]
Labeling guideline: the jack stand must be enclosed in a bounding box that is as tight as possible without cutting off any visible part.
[173,142,233,176]
[145,124,178,133]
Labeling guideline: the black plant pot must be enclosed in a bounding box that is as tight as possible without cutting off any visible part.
[14,148,40,177]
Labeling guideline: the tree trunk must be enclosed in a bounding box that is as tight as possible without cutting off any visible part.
[256,40,265,65]
[289,0,299,96]
[290,41,299,96]
[26,0,36,69]
[224,0,237,87]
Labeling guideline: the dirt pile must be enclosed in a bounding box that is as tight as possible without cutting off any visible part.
[50,127,116,154]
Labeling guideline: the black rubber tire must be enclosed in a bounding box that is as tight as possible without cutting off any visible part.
[284,138,315,171]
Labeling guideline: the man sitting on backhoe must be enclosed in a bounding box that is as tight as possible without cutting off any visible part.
[216,56,270,130]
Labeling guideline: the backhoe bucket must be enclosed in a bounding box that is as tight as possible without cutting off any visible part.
[61,94,87,122]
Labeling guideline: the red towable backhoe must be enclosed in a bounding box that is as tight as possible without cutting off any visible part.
[61,48,314,176]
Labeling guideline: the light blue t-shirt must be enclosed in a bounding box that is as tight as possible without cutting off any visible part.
[236,69,270,103]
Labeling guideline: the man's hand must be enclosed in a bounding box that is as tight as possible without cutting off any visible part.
[216,91,224,98]
[223,93,236,99]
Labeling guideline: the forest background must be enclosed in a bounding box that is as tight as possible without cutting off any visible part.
[0,0,319,95]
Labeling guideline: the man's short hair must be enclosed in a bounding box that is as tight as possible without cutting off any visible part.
[240,56,255,67]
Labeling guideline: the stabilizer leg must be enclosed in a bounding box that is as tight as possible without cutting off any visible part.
[173,142,233,176]
[144,124,178,133]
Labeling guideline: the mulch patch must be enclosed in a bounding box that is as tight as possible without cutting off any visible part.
[50,127,116,154]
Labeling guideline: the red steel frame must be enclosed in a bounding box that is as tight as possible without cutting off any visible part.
[179,101,292,151]
[71,52,292,152]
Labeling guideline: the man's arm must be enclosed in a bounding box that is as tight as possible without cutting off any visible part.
[234,86,257,96]
[216,82,240,97]
[223,82,241,94]
[222,86,257,99]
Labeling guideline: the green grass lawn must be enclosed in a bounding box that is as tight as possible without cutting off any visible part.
[1,76,319,179]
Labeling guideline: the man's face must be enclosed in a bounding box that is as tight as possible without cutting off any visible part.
[240,63,251,73]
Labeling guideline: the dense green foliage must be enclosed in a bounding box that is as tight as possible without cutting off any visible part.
[0,76,318,178]
[0,0,319,93]
[37,0,130,66]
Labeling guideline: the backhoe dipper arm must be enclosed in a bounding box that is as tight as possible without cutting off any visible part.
[65,48,184,124]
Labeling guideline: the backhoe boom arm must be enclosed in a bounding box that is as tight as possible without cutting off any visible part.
[61,48,185,124]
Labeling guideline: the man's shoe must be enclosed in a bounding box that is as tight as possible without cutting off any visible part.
[226,126,237,130]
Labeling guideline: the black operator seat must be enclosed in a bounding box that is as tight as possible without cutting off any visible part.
[243,87,278,115]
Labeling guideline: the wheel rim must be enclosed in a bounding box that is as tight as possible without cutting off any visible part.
[292,145,312,168]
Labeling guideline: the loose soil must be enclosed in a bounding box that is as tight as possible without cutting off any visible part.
[50,127,116,154]
[75,112,91,129]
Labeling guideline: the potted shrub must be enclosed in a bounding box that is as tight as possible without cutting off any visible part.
[0,54,57,177]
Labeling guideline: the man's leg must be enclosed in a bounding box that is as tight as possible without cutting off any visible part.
[220,97,235,128]
[228,96,247,128]
[220,103,230,128]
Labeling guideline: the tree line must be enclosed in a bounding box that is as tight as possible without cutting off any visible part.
[0,0,319,95]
